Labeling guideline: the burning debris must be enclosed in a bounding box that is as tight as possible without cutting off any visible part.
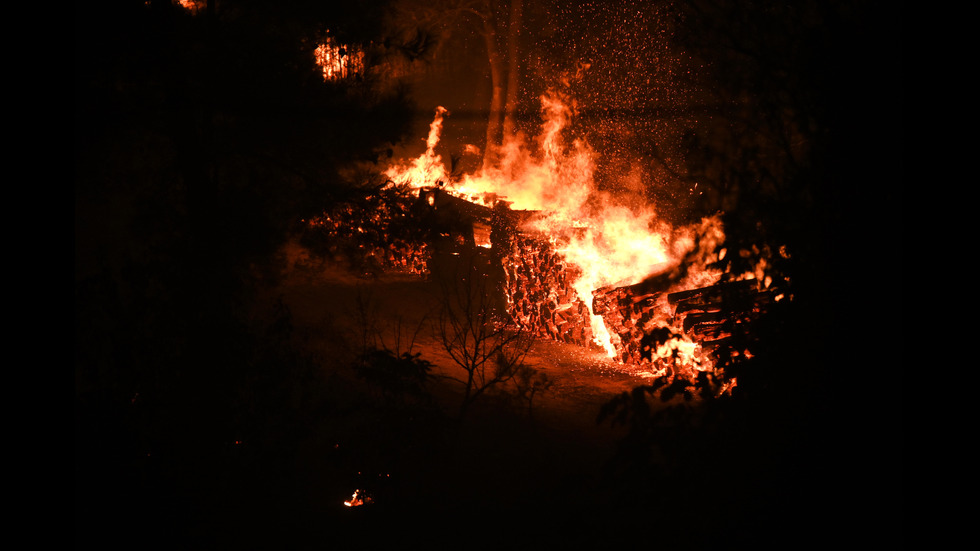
[593,276,771,380]
[668,279,771,350]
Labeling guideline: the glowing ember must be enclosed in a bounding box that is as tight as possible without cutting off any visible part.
[303,189,430,277]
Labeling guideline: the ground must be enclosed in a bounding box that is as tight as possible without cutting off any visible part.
[275,237,652,423]
[267,239,907,549]
[264,239,665,538]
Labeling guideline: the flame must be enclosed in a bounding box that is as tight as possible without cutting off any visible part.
[384,91,726,360]
[451,93,592,213]
[343,489,371,507]
[174,0,204,13]
[384,106,450,189]
[539,199,673,356]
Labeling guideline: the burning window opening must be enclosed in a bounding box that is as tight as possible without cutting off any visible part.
[169,6,366,83]
[309,92,781,385]
[314,36,365,82]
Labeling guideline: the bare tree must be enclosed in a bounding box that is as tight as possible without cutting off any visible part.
[434,255,533,417]
[349,287,433,408]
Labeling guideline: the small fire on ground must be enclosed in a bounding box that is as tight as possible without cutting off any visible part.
[343,489,372,507]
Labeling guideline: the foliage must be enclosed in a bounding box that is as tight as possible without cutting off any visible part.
[75,1,418,546]
[355,348,433,405]
[592,2,902,545]
[510,363,553,419]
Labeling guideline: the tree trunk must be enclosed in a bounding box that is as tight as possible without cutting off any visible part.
[502,0,523,139]
[482,16,505,171]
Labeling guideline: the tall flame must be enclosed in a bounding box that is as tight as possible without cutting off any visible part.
[451,93,592,214]
[384,106,450,189]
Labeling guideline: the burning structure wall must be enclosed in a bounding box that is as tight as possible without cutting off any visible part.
[304,182,768,378]
[502,233,596,349]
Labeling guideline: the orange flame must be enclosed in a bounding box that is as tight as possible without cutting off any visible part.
[174,0,204,14]
[450,92,592,213]
[384,91,726,361]
[343,489,371,507]
[384,106,450,189]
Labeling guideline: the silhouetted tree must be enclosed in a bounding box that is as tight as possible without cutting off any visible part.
[434,252,534,417]
[595,1,903,546]
[75,1,415,546]
[348,287,435,408]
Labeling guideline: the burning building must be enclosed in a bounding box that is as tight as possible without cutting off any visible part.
[306,94,776,384]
